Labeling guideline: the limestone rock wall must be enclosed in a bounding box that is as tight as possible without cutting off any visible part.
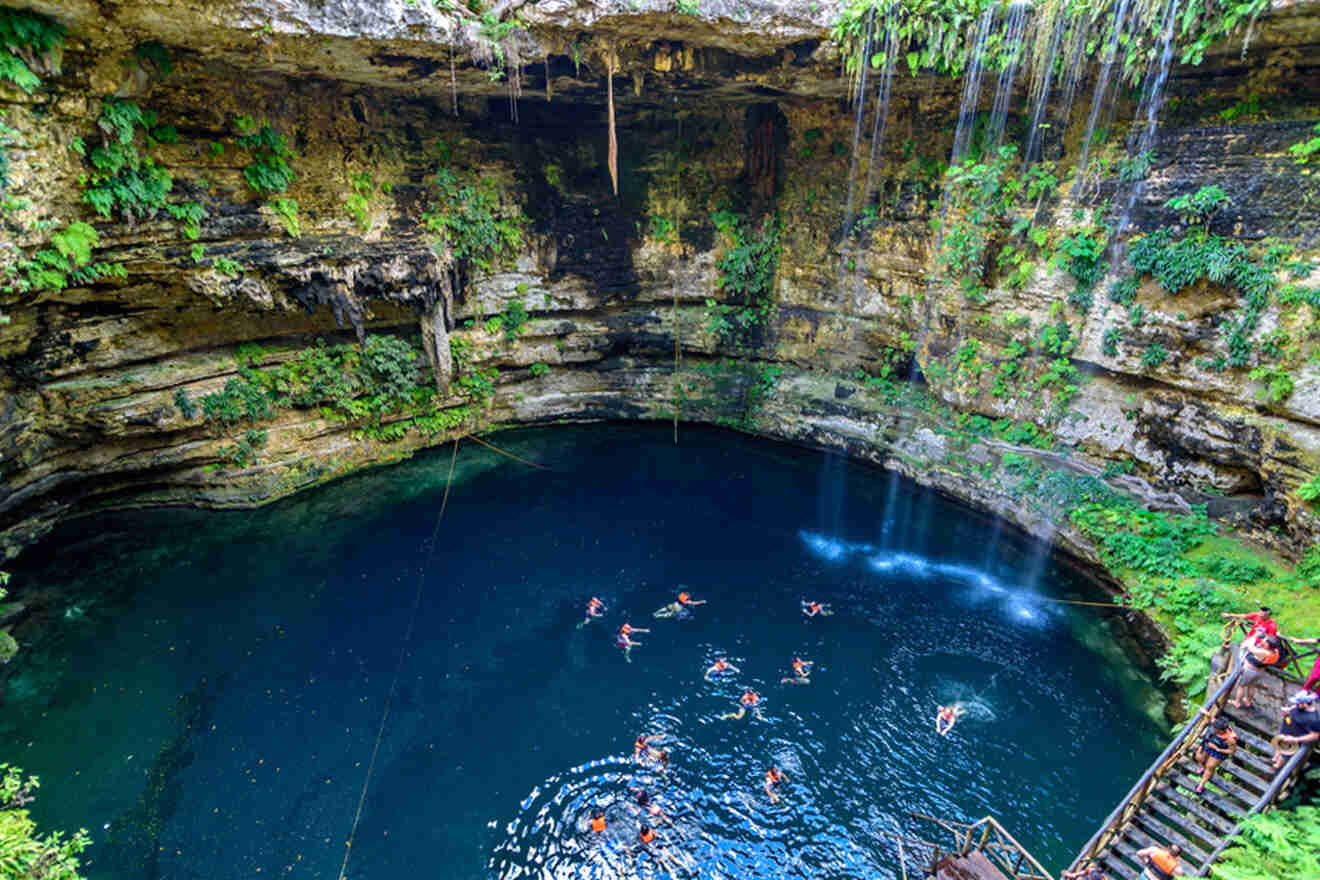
[2,0,1320,571]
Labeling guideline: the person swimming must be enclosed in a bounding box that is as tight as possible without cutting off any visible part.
[763,767,787,803]
[577,596,606,628]
[655,590,707,619]
[781,656,813,685]
[721,689,762,721]
[936,703,966,736]
[704,657,740,681]
[633,790,668,824]
[801,600,832,617]
[617,623,649,662]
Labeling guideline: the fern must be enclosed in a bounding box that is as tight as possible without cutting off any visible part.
[1212,807,1320,880]
[271,197,300,237]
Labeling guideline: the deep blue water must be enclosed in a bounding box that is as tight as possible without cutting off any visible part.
[2,424,1165,880]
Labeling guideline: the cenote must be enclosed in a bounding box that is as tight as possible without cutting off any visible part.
[4,424,1168,880]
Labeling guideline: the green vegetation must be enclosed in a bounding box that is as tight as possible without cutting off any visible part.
[704,210,782,350]
[194,335,483,461]
[1298,473,1320,509]
[0,7,64,93]
[1288,121,1320,165]
[236,119,296,196]
[83,100,174,222]
[1140,342,1168,370]
[2,221,125,294]
[0,763,90,880]
[1212,806,1320,880]
[346,172,375,233]
[271,197,300,238]
[212,257,242,277]
[422,167,526,274]
[529,362,549,378]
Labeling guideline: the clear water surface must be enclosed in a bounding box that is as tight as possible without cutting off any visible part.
[2,424,1167,880]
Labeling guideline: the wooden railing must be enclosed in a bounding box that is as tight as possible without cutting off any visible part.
[911,813,1055,880]
[1068,656,1243,872]
[1219,620,1320,687]
[1191,736,1316,876]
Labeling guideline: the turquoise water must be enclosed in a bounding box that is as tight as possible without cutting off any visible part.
[2,424,1165,880]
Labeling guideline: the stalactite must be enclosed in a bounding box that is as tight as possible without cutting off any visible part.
[607,50,618,197]
[544,54,551,101]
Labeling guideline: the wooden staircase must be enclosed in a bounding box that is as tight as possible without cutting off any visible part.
[1068,641,1318,879]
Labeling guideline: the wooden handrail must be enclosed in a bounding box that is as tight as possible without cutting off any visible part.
[1192,738,1316,876]
[1067,656,1243,872]
[911,813,1056,880]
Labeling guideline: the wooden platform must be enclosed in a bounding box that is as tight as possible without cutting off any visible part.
[933,850,1011,880]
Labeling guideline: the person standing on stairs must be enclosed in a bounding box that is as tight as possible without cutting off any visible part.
[1061,863,1107,880]
[1230,635,1281,710]
[1194,716,1237,794]
[1135,843,1183,879]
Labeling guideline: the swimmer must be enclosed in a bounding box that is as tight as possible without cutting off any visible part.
[720,689,762,721]
[639,824,657,845]
[801,600,833,617]
[764,766,787,803]
[781,656,813,685]
[577,596,606,628]
[936,703,966,736]
[634,733,660,760]
[633,790,669,824]
[654,590,707,619]
[617,623,649,662]
[705,657,740,681]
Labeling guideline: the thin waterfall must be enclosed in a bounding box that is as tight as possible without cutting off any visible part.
[1056,14,1092,136]
[860,20,897,222]
[1079,0,1133,167]
[986,1,1030,149]
[952,6,996,163]
[842,9,875,236]
[1024,10,1067,164]
[1112,0,1182,245]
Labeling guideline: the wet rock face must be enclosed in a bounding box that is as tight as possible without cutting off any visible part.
[2,0,1320,564]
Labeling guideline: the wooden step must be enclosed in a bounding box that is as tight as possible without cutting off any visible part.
[1133,807,1215,863]
[1124,822,1208,871]
[1151,786,1238,835]
[1211,753,1272,792]
[1101,852,1140,880]
[1165,769,1251,816]
[1174,759,1261,806]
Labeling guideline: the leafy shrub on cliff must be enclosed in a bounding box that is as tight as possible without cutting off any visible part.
[705,210,781,351]
[201,375,275,426]
[82,100,174,223]
[1298,474,1320,509]
[0,763,91,880]
[237,123,295,196]
[423,168,525,274]
[0,7,64,93]
[2,222,125,294]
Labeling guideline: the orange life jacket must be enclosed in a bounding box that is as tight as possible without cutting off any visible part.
[1147,848,1178,878]
[591,816,605,833]
[793,658,806,675]
[678,592,691,604]
[714,659,727,670]
[742,691,759,706]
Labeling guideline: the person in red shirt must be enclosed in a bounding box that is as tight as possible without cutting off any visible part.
[1223,606,1277,644]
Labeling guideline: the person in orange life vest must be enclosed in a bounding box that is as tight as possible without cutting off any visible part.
[577,596,606,629]
[936,703,966,737]
[617,622,649,662]
[721,689,762,720]
[589,810,606,833]
[1231,634,1281,709]
[781,656,813,685]
[705,657,740,681]
[655,590,706,618]
[1194,716,1237,794]
[764,767,787,803]
[1271,690,1320,769]
[639,825,657,845]
[801,600,832,617]
[1135,843,1182,880]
